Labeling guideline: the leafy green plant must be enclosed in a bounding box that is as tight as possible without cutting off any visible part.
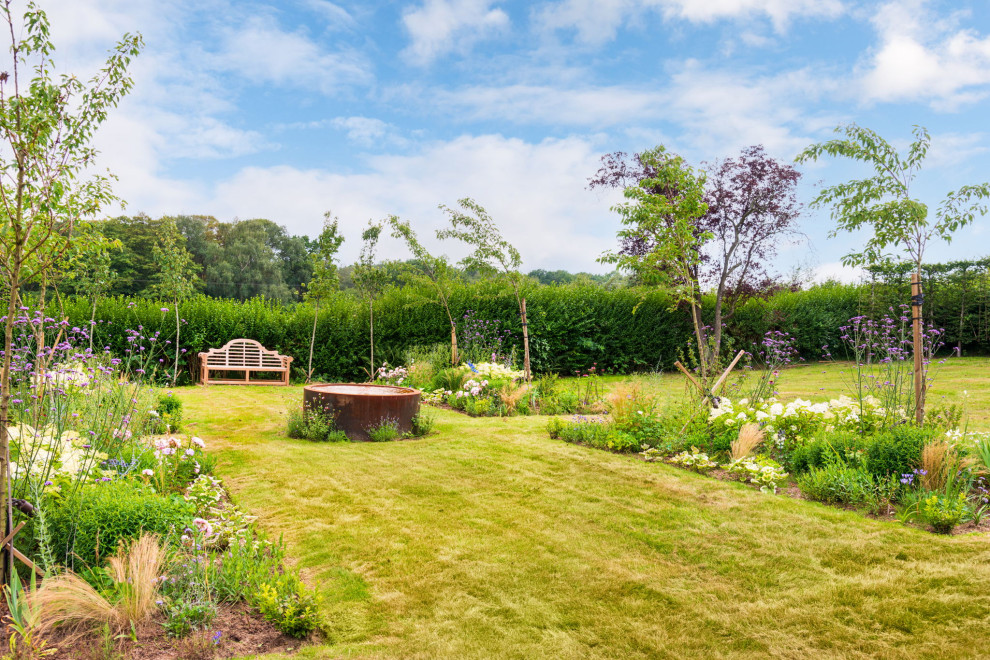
[724,456,788,494]
[797,464,897,513]
[253,573,322,638]
[208,531,285,603]
[153,393,183,433]
[162,599,217,638]
[921,493,968,534]
[287,406,349,442]
[669,448,718,474]
[47,481,194,568]
[367,417,401,442]
[865,426,933,478]
[410,410,435,437]
[3,570,53,659]
[555,416,610,448]
[545,417,565,439]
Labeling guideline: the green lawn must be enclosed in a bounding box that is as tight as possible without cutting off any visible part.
[181,358,990,659]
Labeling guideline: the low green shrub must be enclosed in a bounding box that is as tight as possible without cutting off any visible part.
[724,456,789,494]
[367,417,401,442]
[209,531,285,603]
[789,431,868,473]
[253,573,322,638]
[47,480,194,568]
[162,599,217,638]
[556,416,610,448]
[921,493,968,534]
[797,464,897,513]
[153,393,183,433]
[669,448,718,473]
[410,410,435,437]
[865,426,934,478]
[604,430,639,452]
[287,407,349,442]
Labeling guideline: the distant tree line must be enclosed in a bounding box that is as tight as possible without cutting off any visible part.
[50,214,631,302]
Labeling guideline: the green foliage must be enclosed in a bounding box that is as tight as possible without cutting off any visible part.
[367,417,401,442]
[162,599,217,638]
[864,426,933,478]
[554,417,610,448]
[921,493,968,534]
[208,531,286,603]
[795,124,990,269]
[47,480,194,569]
[153,394,183,433]
[796,464,898,513]
[789,431,869,473]
[410,410,435,437]
[724,456,789,494]
[253,573,322,638]
[286,407,349,443]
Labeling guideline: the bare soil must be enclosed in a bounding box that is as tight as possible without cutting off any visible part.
[4,602,305,660]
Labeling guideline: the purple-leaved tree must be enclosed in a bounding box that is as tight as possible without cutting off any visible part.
[590,145,802,370]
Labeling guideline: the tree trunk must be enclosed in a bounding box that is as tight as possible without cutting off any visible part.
[307,300,319,384]
[89,297,98,352]
[911,271,925,425]
[369,298,375,381]
[0,263,22,584]
[450,323,458,366]
[521,298,531,381]
[172,303,180,387]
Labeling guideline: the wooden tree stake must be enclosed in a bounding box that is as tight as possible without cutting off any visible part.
[911,272,925,425]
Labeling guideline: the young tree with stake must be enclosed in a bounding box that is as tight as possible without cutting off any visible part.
[352,220,388,380]
[796,123,990,424]
[304,213,344,383]
[387,215,461,365]
[437,198,532,381]
[149,218,200,386]
[0,1,141,582]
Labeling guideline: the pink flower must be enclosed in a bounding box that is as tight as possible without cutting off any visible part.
[192,517,213,537]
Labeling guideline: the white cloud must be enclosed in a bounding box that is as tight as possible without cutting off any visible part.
[810,262,865,284]
[536,0,842,44]
[427,63,840,158]
[329,117,397,146]
[433,84,666,126]
[860,0,990,108]
[116,134,622,272]
[304,0,358,29]
[211,14,371,92]
[661,0,843,30]
[402,0,510,65]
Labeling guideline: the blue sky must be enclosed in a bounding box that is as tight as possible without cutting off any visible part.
[33,0,990,280]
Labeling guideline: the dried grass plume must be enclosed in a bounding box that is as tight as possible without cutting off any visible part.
[731,423,765,461]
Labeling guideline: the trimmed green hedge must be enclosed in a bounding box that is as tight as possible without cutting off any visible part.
[52,277,981,384]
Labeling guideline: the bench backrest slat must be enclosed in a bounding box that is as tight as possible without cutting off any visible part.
[200,339,289,368]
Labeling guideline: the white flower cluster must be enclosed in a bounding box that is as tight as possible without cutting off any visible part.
[461,362,524,380]
[6,424,107,483]
[709,395,888,439]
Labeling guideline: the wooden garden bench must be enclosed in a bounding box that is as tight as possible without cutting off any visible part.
[198,339,293,386]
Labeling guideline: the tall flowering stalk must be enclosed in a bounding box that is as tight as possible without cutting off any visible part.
[743,330,800,404]
[4,306,173,566]
[826,306,944,427]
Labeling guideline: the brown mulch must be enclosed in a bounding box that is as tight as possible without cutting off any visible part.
[6,602,305,660]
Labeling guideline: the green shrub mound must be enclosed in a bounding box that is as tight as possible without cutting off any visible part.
[47,480,195,568]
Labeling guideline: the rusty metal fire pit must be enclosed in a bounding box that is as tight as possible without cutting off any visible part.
[302,383,421,441]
